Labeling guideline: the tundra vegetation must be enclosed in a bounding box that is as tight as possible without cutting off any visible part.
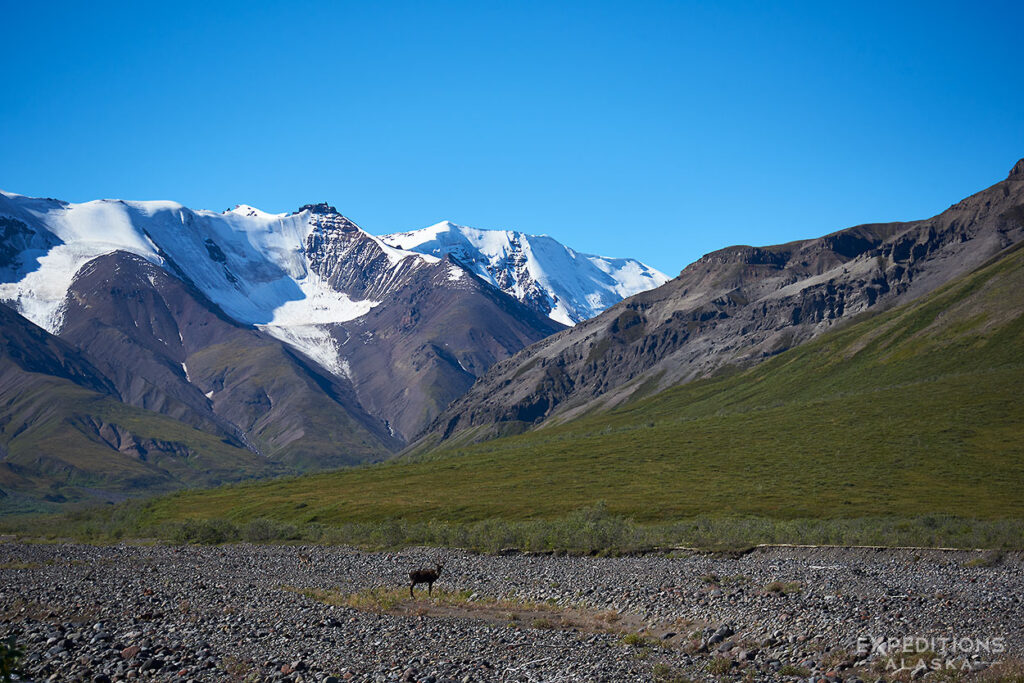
[3,241,1023,552]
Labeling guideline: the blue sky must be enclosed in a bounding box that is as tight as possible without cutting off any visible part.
[2,1,1022,274]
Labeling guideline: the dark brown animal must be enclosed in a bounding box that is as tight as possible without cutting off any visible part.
[409,562,444,597]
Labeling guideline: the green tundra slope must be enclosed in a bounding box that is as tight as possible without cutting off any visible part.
[0,375,278,514]
[128,241,1024,527]
[0,303,278,514]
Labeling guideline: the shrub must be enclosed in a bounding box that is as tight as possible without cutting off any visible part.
[708,657,733,675]
[965,550,1004,568]
[764,581,802,594]
[620,632,662,649]
[652,662,692,683]
[241,518,298,543]
[0,634,23,683]
[166,518,240,545]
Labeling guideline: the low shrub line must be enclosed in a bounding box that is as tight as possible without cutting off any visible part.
[6,502,1024,553]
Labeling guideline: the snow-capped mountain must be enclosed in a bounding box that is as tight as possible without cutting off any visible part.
[0,188,666,507]
[0,194,436,373]
[382,221,669,325]
[0,191,566,451]
[0,192,666,371]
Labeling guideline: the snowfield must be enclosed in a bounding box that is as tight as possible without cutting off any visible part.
[383,220,669,325]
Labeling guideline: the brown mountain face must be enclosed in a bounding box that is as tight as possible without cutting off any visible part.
[424,160,1024,445]
[0,303,273,512]
[0,301,113,396]
[296,204,565,441]
[58,251,400,469]
[303,205,429,301]
[0,199,566,509]
[334,257,566,441]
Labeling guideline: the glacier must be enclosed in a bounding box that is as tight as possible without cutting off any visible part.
[382,220,669,325]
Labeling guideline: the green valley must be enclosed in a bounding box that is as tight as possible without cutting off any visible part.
[37,241,1022,548]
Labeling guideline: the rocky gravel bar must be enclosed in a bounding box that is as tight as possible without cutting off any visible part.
[1,543,1021,682]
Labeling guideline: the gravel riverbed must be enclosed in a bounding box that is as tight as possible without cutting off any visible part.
[1,543,1021,682]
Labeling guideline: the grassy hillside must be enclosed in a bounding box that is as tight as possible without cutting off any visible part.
[15,242,1023,547]
[0,374,277,514]
[110,241,1024,533]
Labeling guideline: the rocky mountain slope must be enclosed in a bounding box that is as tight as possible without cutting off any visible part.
[0,195,599,508]
[0,195,574,448]
[162,224,1024,526]
[297,206,565,439]
[57,250,398,466]
[382,221,668,324]
[424,159,1024,444]
[0,302,275,512]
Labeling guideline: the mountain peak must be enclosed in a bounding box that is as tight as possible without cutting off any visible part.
[227,204,280,219]
[297,203,365,234]
[1009,159,1024,180]
[296,202,341,215]
[378,221,669,325]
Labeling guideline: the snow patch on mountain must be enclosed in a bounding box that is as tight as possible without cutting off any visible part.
[447,263,466,282]
[382,221,669,325]
[368,231,439,267]
[227,204,282,220]
[0,194,167,331]
[260,323,349,378]
[0,192,417,374]
[266,273,380,326]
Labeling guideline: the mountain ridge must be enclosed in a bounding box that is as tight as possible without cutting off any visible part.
[0,193,597,444]
[118,234,1024,526]
[4,161,1022,511]
[418,159,1024,447]
[0,190,662,440]
[2,189,664,509]
[381,220,669,325]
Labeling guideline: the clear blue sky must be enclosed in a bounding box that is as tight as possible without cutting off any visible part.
[2,1,1022,274]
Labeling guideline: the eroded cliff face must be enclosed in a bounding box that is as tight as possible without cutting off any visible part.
[330,256,566,442]
[303,205,429,301]
[427,161,1024,442]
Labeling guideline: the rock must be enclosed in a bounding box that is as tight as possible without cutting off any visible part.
[2,543,1022,683]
